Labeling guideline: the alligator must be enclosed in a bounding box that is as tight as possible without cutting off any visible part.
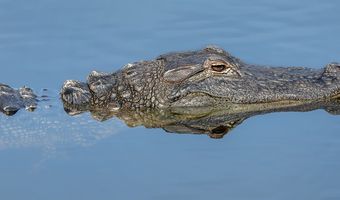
[1,45,340,139]
[0,83,37,116]
[59,46,340,111]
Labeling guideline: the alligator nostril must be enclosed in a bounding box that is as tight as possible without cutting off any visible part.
[63,88,74,95]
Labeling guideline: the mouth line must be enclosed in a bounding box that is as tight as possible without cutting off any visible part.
[172,90,317,106]
[170,91,232,108]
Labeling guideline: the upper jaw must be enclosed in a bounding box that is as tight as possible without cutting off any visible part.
[60,80,92,108]
[169,63,340,104]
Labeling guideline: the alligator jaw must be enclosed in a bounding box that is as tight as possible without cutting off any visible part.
[169,63,340,105]
[60,71,121,114]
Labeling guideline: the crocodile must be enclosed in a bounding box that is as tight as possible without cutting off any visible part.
[1,45,340,139]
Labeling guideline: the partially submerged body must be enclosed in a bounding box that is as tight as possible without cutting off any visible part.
[0,84,37,115]
[60,46,340,111]
[1,46,340,138]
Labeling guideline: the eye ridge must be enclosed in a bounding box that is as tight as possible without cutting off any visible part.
[211,64,228,72]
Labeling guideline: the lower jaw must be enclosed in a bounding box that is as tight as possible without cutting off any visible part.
[170,93,220,108]
[170,92,321,111]
[170,92,313,107]
[169,86,340,108]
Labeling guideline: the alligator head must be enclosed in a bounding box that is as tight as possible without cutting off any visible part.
[61,45,340,111]
[0,84,37,115]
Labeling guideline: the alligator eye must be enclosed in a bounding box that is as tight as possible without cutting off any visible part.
[211,64,227,72]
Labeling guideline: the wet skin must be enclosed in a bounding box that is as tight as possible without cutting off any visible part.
[60,45,340,110]
[1,46,340,138]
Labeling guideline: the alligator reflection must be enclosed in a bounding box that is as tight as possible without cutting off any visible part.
[63,99,340,139]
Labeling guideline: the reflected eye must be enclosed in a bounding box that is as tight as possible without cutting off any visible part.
[211,64,227,72]
[209,126,228,139]
[211,125,228,134]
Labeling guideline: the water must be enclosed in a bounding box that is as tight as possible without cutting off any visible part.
[1,0,340,199]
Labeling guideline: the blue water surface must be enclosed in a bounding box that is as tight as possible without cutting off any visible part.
[1,0,340,199]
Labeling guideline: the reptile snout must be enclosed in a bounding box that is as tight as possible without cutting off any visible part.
[60,80,91,106]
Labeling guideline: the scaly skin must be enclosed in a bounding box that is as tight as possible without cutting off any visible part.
[1,46,340,116]
[2,43,340,139]
[2,45,340,139]
[60,45,340,111]
[0,84,37,115]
